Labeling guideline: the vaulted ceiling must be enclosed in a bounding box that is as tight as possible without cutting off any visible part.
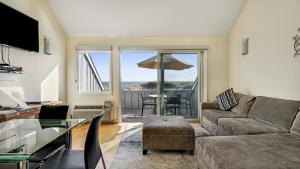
[48,0,247,37]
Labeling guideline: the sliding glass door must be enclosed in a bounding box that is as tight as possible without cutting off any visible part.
[158,52,200,119]
[120,51,159,121]
[119,50,202,121]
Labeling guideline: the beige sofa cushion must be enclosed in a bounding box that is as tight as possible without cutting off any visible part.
[196,133,300,169]
[218,118,285,135]
[202,109,247,125]
[290,109,300,136]
[234,92,246,101]
[201,101,219,110]
[231,95,255,114]
[248,96,300,131]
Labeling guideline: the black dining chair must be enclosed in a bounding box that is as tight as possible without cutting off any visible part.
[39,113,106,169]
[29,105,70,163]
[38,105,69,120]
[140,93,156,116]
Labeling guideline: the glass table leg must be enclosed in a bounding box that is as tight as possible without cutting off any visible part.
[18,161,29,169]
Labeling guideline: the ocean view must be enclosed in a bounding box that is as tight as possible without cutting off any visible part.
[120,81,194,91]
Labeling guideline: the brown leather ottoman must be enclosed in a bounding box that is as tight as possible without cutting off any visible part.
[142,116,195,155]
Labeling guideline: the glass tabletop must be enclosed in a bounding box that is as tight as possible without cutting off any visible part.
[0,119,85,162]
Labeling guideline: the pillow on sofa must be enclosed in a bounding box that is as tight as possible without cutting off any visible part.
[290,108,300,136]
[231,95,255,114]
[216,88,238,111]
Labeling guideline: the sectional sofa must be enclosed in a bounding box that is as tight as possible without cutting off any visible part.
[196,93,300,169]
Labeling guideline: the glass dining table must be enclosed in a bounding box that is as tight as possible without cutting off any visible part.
[0,119,85,169]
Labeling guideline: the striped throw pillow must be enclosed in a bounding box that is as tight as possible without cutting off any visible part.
[216,88,238,110]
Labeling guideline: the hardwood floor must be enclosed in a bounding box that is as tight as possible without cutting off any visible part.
[72,122,142,169]
[72,120,199,169]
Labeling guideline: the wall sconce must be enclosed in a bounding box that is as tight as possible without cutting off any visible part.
[241,38,249,55]
[44,36,52,55]
[293,28,300,58]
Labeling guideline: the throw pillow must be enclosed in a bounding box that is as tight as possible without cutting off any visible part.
[231,95,255,114]
[216,88,238,111]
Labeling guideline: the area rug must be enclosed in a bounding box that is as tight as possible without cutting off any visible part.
[121,114,143,122]
[109,127,198,169]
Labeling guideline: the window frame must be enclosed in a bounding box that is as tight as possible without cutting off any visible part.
[76,49,113,95]
[156,50,204,119]
[118,49,207,120]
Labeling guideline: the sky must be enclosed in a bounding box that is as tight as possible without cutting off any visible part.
[121,52,198,82]
[90,52,110,82]
[164,53,198,82]
[90,51,198,82]
[121,52,157,82]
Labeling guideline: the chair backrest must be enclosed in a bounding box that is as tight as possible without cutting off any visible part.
[39,105,69,119]
[167,95,181,104]
[140,93,144,99]
[84,112,105,169]
[140,93,145,104]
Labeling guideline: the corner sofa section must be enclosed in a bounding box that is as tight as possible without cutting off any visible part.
[196,133,300,169]
[197,94,300,169]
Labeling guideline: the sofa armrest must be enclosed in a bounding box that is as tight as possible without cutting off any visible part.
[201,101,219,110]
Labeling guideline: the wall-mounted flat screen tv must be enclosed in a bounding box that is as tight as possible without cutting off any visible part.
[0,2,39,52]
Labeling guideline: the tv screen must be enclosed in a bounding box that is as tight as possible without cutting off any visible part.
[0,2,39,52]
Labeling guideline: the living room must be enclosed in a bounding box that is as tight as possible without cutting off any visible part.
[0,0,299,169]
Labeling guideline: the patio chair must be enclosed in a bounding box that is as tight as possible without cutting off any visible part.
[166,94,181,116]
[181,91,193,117]
[140,93,156,116]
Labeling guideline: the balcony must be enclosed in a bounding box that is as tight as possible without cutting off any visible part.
[121,86,198,121]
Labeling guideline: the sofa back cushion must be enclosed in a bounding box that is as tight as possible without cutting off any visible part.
[248,96,300,131]
[234,93,246,101]
[290,109,300,136]
[231,95,255,114]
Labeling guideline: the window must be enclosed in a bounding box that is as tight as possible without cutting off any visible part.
[77,50,111,94]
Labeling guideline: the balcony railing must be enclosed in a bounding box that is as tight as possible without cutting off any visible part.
[121,88,198,116]
[78,52,104,93]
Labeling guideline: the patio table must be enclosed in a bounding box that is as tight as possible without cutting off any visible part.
[149,94,169,115]
[148,94,167,98]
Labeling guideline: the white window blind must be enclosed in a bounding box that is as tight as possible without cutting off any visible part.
[77,50,111,94]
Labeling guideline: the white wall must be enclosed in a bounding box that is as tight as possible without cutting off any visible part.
[229,0,300,100]
[67,37,229,121]
[0,0,66,105]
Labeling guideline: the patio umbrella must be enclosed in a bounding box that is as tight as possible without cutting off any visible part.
[137,55,193,70]
[137,54,193,114]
